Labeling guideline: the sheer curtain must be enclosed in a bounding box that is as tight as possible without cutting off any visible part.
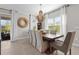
[44,6,66,36]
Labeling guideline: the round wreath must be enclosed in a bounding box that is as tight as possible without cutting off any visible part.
[17,17,28,28]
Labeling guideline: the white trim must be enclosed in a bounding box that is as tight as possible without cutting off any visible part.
[0,12,11,16]
[10,10,14,41]
[73,43,79,47]
[63,6,67,37]
[16,37,29,40]
[11,36,29,41]
[0,16,1,40]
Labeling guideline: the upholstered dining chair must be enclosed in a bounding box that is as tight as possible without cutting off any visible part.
[31,30,37,48]
[50,31,76,55]
[35,30,48,53]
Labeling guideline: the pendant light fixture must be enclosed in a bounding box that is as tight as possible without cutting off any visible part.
[36,4,44,23]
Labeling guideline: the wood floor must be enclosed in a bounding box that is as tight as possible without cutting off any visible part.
[1,39,79,55]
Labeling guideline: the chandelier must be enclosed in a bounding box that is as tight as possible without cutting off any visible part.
[36,4,44,23]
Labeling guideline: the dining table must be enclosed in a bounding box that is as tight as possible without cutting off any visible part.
[42,33,64,54]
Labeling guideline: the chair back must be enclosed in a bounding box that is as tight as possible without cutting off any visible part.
[63,32,76,51]
[29,30,33,44]
[31,30,36,47]
[35,31,43,52]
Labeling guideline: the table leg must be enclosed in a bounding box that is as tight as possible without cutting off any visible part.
[45,41,50,54]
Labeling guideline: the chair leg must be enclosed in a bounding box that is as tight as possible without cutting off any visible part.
[69,49,71,55]
[64,53,67,55]
[56,50,58,55]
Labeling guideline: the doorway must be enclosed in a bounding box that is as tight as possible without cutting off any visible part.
[0,15,11,41]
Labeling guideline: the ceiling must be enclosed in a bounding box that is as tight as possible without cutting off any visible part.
[0,4,64,15]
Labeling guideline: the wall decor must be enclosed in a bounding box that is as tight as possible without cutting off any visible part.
[36,10,45,23]
[17,17,28,28]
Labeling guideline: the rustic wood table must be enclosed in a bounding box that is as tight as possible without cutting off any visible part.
[42,34,64,54]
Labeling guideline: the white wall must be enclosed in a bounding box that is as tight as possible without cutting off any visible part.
[0,4,63,41]
[66,5,79,47]
[0,4,30,41]
[26,4,63,15]
[12,11,29,41]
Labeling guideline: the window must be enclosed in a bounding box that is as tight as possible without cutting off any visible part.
[1,20,11,26]
[46,18,54,30]
[1,20,11,32]
[45,16,62,34]
[54,16,62,34]
[44,7,66,35]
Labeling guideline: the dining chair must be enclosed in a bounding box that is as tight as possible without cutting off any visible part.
[31,30,37,48]
[29,30,32,44]
[50,31,76,55]
[35,30,48,53]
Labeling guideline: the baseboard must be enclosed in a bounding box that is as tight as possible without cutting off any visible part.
[11,36,29,42]
[73,43,79,47]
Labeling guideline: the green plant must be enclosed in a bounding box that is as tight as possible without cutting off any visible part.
[1,24,11,32]
[48,25,60,33]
